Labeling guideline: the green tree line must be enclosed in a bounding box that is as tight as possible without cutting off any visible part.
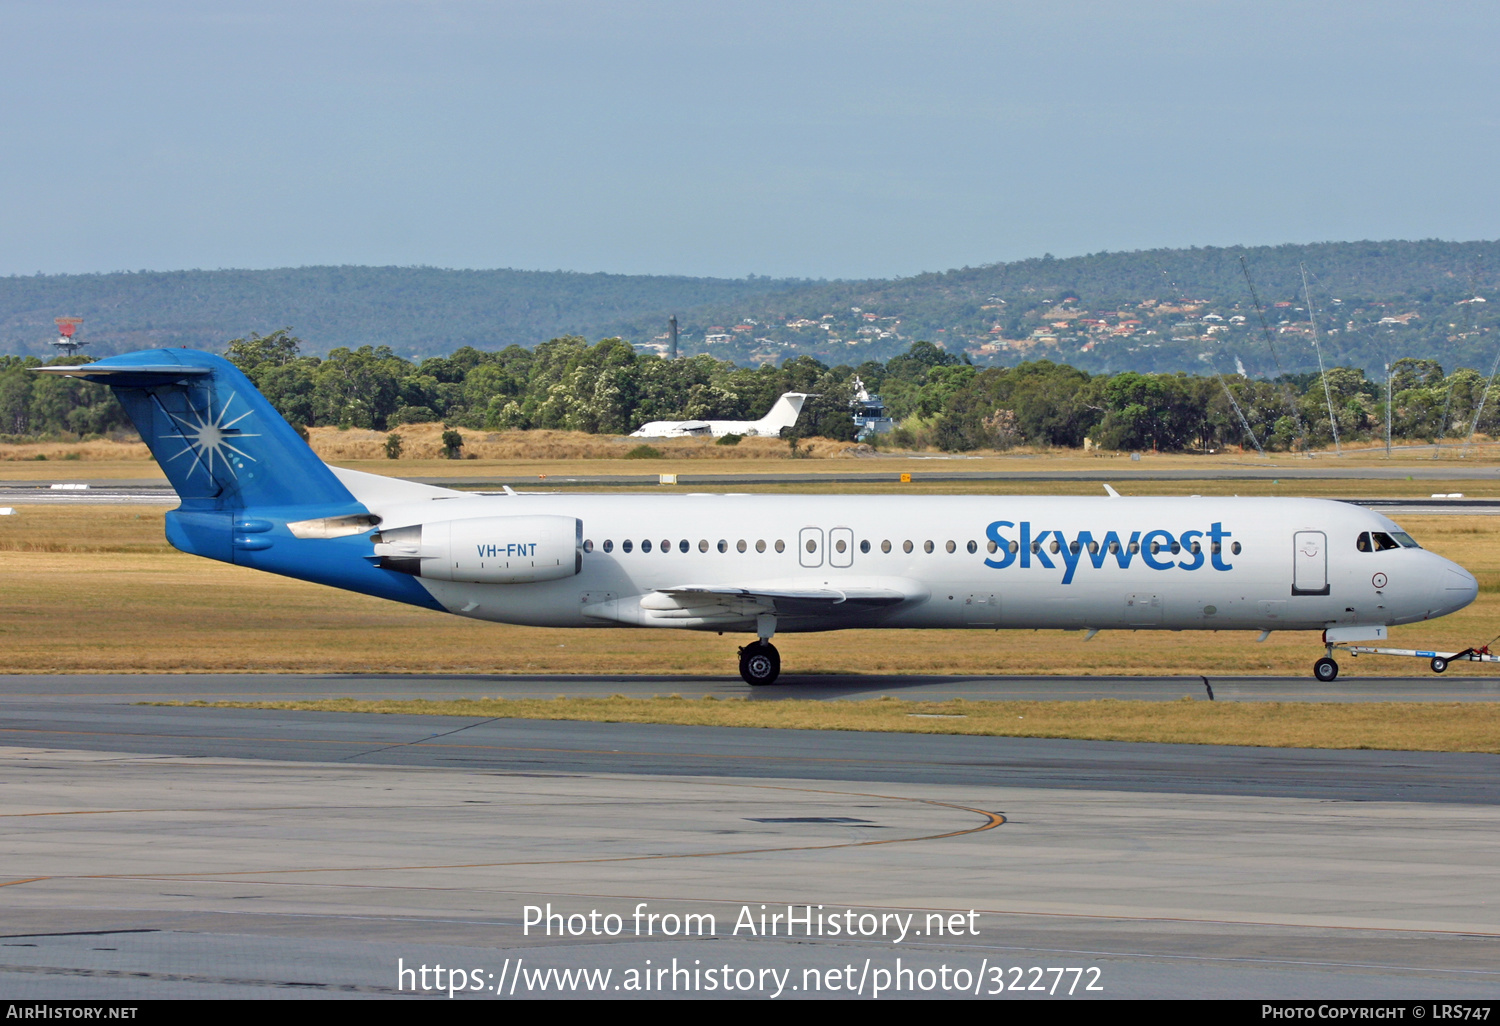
[4,331,1500,452]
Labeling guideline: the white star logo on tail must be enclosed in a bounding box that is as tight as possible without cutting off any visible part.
[162,392,260,481]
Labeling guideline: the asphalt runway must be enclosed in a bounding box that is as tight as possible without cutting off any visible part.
[2,674,1500,999]
[5,671,1499,705]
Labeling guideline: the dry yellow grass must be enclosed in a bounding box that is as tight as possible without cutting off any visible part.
[158,695,1500,754]
[1,505,1497,677]
[308,424,869,461]
[8,431,1500,483]
[0,439,153,464]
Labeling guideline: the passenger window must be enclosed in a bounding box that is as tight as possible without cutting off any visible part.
[1109,541,1120,554]
[1231,542,1241,555]
[661,539,670,552]
[1210,542,1220,554]
[860,540,870,554]
[1129,542,1139,554]
[1050,540,1060,554]
[1170,542,1181,555]
[603,539,613,553]
[1356,532,1372,552]
[1189,542,1200,555]
[946,540,957,554]
[835,539,847,553]
[967,540,977,554]
[1149,541,1159,555]
[640,539,651,552]
[903,540,914,554]
[986,540,997,553]
[756,539,766,553]
[717,540,728,553]
[737,539,747,552]
[583,539,594,553]
[881,540,892,553]
[679,539,690,553]
[698,539,709,552]
[775,540,785,553]
[621,539,632,553]
[1070,541,1081,555]
[924,541,934,553]
[1009,540,1019,554]
[1087,541,1098,555]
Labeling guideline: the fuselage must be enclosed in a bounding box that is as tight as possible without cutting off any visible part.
[46,348,1481,684]
[342,492,1477,635]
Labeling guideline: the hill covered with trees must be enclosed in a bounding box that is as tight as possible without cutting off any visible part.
[3,239,1498,379]
[0,266,803,361]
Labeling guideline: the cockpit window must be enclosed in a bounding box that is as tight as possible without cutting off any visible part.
[1371,531,1402,551]
[1356,532,1372,552]
[1388,531,1421,549]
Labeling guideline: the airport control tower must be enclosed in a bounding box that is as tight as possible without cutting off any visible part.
[51,317,86,358]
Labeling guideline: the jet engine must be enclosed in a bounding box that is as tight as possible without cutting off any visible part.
[373,515,582,584]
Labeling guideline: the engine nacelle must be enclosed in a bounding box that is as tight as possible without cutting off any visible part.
[373,515,581,584]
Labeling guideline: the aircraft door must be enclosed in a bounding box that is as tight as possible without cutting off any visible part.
[799,527,824,568]
[829,527,854,568]
[1292,531,1330,595]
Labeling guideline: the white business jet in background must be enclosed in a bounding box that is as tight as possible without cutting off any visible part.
[629,392,811,438]
[40,351,1479,686]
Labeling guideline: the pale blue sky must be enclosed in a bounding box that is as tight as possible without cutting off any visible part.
[3,1,1497,279]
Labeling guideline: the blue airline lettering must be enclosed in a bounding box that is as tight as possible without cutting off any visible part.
[1140,529,1175,571]
[1089,530,1140,570]
[1178,531,1205,571]
[1209,522,1233,570]
[984,521,1016,569]
[1057,532,1084,584]
[984,521,1234,583]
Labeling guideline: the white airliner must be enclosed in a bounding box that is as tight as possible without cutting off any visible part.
[630,392,810,438]
[40,351,1480,685]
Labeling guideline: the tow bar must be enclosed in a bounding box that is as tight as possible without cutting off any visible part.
[1332,642,1500,675]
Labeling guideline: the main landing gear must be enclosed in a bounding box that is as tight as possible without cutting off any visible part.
[738,640,780,686]
[1313,656,1339,682]
[738,612,780,685]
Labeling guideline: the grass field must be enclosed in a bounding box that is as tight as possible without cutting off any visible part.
[159,695,1500,754]
[7,432,1500,485]
[1,503,1496,677]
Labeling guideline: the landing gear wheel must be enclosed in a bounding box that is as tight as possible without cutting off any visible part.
[1430,656,1449,674]
[739,641,780,686]
[1313,657,1339,682]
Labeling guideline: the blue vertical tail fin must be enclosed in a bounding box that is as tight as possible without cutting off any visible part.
[36,348,354,511]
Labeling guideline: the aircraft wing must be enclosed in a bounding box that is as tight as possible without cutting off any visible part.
[620,578,927,629]
[654,584,909,608]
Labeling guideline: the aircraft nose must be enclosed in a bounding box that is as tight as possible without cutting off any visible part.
[1437,566,1479,614]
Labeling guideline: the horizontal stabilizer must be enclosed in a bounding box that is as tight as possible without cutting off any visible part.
[36,364,211,386]
[329,466,465,507]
